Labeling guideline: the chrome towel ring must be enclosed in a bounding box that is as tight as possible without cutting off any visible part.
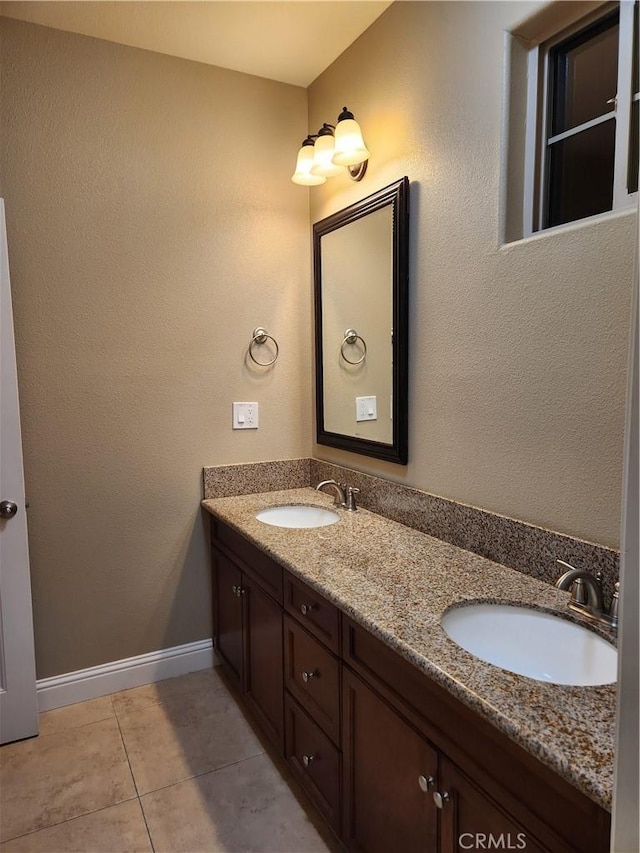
[340,328,367,365]
[249,327,279,366]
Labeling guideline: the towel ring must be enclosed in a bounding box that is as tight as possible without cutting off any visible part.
[249,327,279,366]
[340,328,367,365]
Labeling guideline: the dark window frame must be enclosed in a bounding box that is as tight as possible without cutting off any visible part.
[528,1,638,235]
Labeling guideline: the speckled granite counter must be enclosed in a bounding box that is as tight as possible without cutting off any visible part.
[201,487,617,812]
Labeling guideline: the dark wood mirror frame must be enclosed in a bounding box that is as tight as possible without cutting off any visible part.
[313,176,409,464]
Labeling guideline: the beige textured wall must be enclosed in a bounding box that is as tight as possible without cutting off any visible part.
[0,18,311,678]
[309,0,637,548]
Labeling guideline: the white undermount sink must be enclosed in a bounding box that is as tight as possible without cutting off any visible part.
[441,603,617,686]
[255,504,340,529]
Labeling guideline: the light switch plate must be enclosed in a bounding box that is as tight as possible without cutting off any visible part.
[232,402,259,429]
[356,395,377,422]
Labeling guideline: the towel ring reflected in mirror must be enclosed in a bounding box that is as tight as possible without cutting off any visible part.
[249,327,279,366]
[340,329,367,365]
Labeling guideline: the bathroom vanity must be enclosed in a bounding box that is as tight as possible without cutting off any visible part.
[203,488,614,853]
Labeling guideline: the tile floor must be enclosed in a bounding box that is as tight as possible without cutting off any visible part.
[0,668,338,852]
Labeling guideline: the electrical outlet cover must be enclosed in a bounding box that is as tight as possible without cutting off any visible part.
[355,396,377,422]
[232,402,259,429]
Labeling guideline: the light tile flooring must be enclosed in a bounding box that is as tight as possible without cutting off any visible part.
[0,668,338,853]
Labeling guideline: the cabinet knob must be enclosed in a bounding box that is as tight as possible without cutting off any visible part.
[300,603,315,616]
[231,585,238,596]
[301,670,317,683]
[302,754,315,768]
[433,791,450,809]
[418,775,435,793]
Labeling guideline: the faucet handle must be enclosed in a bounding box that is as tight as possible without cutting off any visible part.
[570,578,589,606]
[556,560,584,604]
[609,582,620,622]
[344,486,360,512]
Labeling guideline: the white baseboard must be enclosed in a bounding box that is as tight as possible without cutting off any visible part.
[37,639,214,712]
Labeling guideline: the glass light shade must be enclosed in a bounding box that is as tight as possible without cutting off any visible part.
[332,118,370,167]
[310,134,343,177]
[291,144,326,186]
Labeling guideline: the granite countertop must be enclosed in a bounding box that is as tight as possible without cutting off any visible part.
[201,487,616,811]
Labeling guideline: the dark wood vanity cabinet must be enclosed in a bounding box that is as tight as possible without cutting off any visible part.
[342,617,610,853]
[214,549,244,689]
[210,518,611,853]
[283,614,341,746]
[437,757,547,853]
[282,593,343,834]
[343,667,438,853]
[211,522,284,751]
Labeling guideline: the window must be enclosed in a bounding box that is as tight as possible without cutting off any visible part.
[525,1,638,234]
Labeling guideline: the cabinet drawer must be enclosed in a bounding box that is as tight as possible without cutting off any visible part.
[284,572,340,654]
[284,693,341,834]
[284,615,341,745]
[211,518,282,601]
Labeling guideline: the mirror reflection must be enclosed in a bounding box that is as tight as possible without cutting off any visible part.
[321,205,393,444]
[314,177,409,464]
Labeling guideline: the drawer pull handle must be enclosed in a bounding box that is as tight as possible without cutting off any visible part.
[302,754,315,768]
[301,670,317,683]
[433,791,450,809]
[300,603,315,616]
[418,775,435,793]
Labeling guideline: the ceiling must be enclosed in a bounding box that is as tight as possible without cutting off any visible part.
[0,1,393,87]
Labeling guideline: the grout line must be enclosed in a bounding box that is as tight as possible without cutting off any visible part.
[0,797,139,846]
[137,749,267,800]
[113,705,156,852]
[34,712,117,739]
[113,707,142,800]
[137,797,156,853]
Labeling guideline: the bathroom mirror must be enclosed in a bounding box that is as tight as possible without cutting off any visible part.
[314,177,409,464]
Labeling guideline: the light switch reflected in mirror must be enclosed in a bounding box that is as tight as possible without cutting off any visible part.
[313,177,409,464]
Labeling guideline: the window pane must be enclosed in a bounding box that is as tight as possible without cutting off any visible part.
[629,99,639,193]
[546,119,616,227]
[550,12,619,136]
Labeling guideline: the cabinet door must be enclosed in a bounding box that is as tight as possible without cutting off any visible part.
[437,756,548,853]
[243,574,284,751]
[343,668,438,853]
[213,550,243,690]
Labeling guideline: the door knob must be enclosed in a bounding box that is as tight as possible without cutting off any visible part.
[0,501,18,519]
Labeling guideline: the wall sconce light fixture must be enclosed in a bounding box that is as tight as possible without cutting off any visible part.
[291,107,370,186]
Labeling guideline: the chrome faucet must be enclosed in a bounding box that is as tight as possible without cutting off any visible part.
[555,559,619,631]
[316,479,360,512]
